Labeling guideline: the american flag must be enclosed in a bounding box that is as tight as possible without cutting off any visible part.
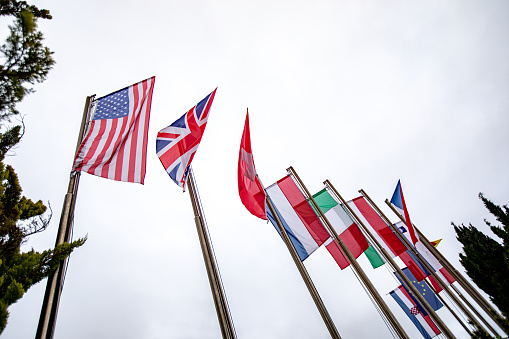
[72,77,155,184]
[156,88,217,187]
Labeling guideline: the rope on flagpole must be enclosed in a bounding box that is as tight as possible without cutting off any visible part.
[188,166,237,339]
[348,264,399,339]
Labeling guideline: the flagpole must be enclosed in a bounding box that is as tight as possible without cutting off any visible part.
[264,193,342,339]
[186,168,237,339]
[431,235,507,332]
[406,212,507,335]
[432,285,473,335]
[287,167,410,339]
[324,181,457,339]
[450,284,500,335]
[362,189,490,335]
[384,199,504,336]
[36,95,95,339]
[379,196,493,335]
[426,234,505,325]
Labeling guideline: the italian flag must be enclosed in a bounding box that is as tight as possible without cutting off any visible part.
[313,189,382,269]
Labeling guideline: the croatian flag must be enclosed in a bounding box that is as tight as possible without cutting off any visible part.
[390,284,441,339]
[266,175,330,261]
[390,180,418,246]
[73,77,155,184]
[156,89,217,188]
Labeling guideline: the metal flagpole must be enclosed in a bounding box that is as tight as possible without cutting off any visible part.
[405,214,507,335]
[380,196,493,335]
[450,284,500,335]
[360,189,475,337]
[324,181,456,339]
[360,189,482,336]
[36,95,95,339]
[286,168,409,339]
[432,285,473,335]
[186,167,237,339]
[264,192,342,339]
[384,199,504,336]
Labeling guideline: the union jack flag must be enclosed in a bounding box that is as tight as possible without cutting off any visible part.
[156,88,217,187]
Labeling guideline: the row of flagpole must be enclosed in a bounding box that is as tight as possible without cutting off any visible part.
[34,78,507,339]
[289,169,410,339]
[265,191,342,339]
[384,199,502,336]
[240,104,506,338]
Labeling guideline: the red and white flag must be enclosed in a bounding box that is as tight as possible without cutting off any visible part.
[347,196,407,258]
[238,110,266,219]
[390,180,419,245]
[73,77,155,184]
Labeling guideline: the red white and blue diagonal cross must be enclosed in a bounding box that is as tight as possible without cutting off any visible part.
[156,88,217,187]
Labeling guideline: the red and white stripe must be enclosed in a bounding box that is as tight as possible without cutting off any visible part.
[394,285,441,337]
[347,196,407,258]
[73,77,155,184]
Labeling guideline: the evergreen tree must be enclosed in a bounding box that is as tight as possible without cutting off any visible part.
[0,0,55,120]
[454,194,509,316]
[0,1,85,333]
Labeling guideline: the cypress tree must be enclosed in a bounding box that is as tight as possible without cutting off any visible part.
[454,194,509,317]
[0,1,85,333]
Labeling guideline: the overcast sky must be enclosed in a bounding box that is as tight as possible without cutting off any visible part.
[3,1,509,338]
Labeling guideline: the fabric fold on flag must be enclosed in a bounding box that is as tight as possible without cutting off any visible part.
[156,88,217,188]
[390,285,441,339]
[238,110,266,219]
[347,196,407,258]
[395,221,455,289]
[266,175,330,261]
[391,182,455,289]
[313,189,369,269]
[399,249,431,282]
[364,243,385,268]
[73,77,155,184]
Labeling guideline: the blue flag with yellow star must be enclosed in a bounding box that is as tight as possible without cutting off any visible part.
[396,267,443,314]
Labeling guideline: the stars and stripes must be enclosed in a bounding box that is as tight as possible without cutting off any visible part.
[72,77,155,184]
[156,88,217,187]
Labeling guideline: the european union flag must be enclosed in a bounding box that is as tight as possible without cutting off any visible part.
[396,267,443,314]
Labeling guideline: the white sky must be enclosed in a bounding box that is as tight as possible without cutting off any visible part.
[3,1,509,338]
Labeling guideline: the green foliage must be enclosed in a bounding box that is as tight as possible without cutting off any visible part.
[0,127,86,333]
[0,2,85,333]
[0,0,55,120]
[0,0,52,19]
[0,240,86,333]
[454,194,509,337]
[470,326,495,339]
